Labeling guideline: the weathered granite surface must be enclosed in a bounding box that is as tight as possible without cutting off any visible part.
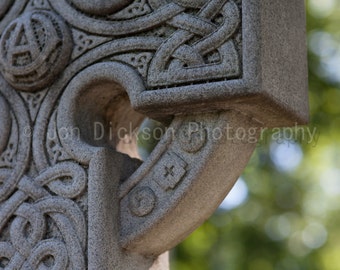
[0,0,308,269]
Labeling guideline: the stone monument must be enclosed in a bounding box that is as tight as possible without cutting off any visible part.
[0,0,308,269]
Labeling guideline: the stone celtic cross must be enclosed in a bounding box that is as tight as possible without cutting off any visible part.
[0,0,308,269]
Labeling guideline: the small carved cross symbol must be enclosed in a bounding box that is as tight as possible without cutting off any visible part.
[155,152,187,191]
[164,165,175,178]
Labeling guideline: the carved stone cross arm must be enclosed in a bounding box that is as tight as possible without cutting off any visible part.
[0,0,308,269]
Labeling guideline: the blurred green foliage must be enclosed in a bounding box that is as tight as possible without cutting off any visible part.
[170,1,340,269]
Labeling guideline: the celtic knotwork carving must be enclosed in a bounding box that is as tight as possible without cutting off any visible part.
[0,0,286,267]
[110,0,152,20]
[28,0,51,10]
[49,0,185,36]
[71,29,110,60]
[0,0,308,268]
[0,94,19,172]
[148,0,241,87]
[0,10,72,92]
[48,0,241,88]
[0,86,31,201]
[22,239,69,269]
[111,52,153,78]
[0,1,242,267]
[46,111,71,166]
[19,89,48,121]
[35,0,242,94]
[0,141,17,169]
[0,162,87,269]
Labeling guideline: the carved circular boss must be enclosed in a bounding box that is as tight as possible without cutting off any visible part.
[0,10,72,92]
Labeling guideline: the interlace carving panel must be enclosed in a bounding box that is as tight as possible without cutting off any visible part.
[0,0,242,268]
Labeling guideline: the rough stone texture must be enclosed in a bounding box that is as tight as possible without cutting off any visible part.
[0,0,308,269]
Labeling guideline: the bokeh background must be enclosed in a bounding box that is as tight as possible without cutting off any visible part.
[170,0,340,269]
